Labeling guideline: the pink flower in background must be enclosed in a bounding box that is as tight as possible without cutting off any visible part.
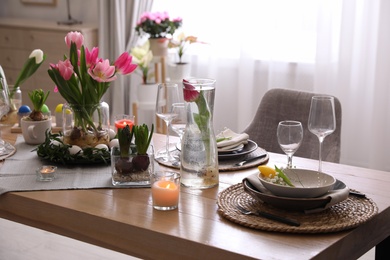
[65,31,84,49]
[114,52,137,75]
[57,59,74,80]
[136,11,182,38]
[88,59,116,82]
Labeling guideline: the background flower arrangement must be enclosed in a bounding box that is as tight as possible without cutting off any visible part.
[169,32,200,64]
[135,11,182,39]
[130,41,154,84]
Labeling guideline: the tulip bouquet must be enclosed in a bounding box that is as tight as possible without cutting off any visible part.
[135,11,182,39]
[48,31,137,147]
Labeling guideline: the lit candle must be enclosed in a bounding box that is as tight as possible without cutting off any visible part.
[152,180,179,208]
[36,165,57,182]
[115,119,134,130]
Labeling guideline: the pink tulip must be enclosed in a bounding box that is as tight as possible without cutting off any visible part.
[183,79,200,102]
[58,59,74,80]
[85,47,99,67]
[54,86,59,93]
[114,52,137,75]
[88,59,117,82]
[65,31,84,49]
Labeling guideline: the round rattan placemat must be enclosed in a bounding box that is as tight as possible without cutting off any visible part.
[217,183,378,233]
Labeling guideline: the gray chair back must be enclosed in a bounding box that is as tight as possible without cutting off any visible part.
[243,88,342,163]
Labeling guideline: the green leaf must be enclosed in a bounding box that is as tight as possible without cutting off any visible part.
[274,166,295,187]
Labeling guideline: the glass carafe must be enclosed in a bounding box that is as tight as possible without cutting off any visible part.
[180,78,219,189]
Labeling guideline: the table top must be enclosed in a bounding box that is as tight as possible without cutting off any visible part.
[0,114,389,259]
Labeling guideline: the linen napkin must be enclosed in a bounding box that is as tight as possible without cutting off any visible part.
[244,173,350,213]
[216,128,249,151]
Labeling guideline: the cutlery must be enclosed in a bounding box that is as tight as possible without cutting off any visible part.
[236,205,301,227]
[349,190,366,198]
[234,153,267,167]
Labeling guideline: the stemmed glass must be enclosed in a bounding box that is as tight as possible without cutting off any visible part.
[0,79,10,154]
[277,121,303,169]
[171,103,186,142]
[155,83,180,162]
[308,96,336,172]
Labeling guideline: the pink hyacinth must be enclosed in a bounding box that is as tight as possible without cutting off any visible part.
[58,59,74,80]
[88,59,117,82]
[65,31,84,49]
[114,52,137,75]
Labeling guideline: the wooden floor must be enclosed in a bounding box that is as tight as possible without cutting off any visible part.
[0,217,374,259]
[0,218,138,260]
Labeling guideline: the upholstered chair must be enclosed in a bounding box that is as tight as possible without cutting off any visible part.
[243,88,342,163]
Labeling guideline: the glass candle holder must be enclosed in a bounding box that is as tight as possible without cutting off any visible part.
[151,171,181,211]
[114,114,135,131]
[36,165,57,182]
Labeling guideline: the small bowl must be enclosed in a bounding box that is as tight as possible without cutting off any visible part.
[258,168,336,198]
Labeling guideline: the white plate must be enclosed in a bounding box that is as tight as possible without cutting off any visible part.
[218,144,244,153]
[258,168,336,198]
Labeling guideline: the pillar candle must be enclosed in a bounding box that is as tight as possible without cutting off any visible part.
[152,180,179,207]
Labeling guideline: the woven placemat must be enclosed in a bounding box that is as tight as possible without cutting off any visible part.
[217,183,378,233]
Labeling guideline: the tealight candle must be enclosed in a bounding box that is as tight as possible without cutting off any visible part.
[114,114,135,130]
[151,172,180,210]
[36,165,57,182]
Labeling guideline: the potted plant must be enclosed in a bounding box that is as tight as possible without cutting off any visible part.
[111,123,154,186]
[135,11,182,56]
[20,89,52,145]
[130,41,158,104]
[168,32,202,81]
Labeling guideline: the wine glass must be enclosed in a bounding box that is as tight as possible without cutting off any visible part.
[155,83,180,162]
[277,120,303,169]
[0,80,10,154]
[171,103,186,141]
[308,96,336,172]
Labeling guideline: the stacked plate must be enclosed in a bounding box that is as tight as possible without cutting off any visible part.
[217,128,258,159]
[243,170,350,211]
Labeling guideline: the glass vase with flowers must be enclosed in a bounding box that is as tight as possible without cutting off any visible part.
[48,31,137,148]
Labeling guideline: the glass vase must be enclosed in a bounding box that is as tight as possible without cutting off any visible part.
[180,78,219,189]
[111,145,154,186]
[62,101,110,148]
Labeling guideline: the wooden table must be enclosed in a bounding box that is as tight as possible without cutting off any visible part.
[0,116,389,259]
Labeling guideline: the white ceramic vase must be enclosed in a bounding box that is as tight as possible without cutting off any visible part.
[149,38,169,57]
[167,63,191,82]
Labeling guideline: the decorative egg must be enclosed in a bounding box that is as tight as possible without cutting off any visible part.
[108,128,116,140]
[18,105,31,113]
[55,104,63,113]
[50,139,62,146]
[95,144,109,151]
[68,145,82,155]
[109,138,119,148]
[41,104,50,113]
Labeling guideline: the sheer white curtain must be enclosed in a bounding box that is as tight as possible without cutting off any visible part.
[98,0,152,117]
[152,0,390,171]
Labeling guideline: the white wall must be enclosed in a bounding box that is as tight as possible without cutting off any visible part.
[0,0,98,25]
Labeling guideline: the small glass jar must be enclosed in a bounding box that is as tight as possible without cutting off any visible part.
[9,86,22,111]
